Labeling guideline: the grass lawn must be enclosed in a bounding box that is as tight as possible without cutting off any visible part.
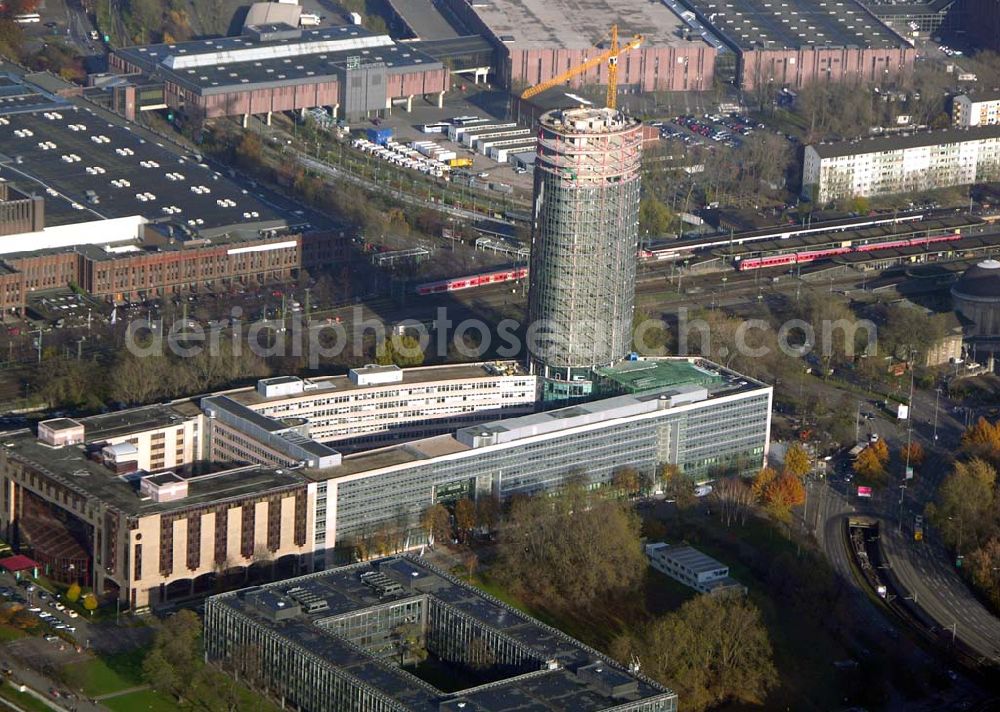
[103,689,177,712]
[61,649,146,697]
[644,569,696,616]
[0,682,54,712]
[0,626,25,643]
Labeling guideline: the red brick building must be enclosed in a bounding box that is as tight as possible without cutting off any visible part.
[0,231,349,315]
[111,24,450,123]
[674,0,915,91]
[441,0,718,94]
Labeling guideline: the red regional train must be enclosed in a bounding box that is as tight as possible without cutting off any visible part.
[415,267,528,295]
[735,231,962,271]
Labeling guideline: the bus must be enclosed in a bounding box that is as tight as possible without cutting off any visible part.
[421,122,450,134]
[14,13,41,24]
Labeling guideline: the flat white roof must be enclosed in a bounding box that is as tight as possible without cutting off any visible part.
[470,0,701,50]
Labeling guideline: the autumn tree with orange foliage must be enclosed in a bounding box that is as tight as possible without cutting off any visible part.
[783,443,811,479]
[751,467,805,521]
[854,446,888,487]
[751,467,778,502]
[870,438,890,465]
[763,474,806,521]
[962,417,1000,466]
[899,441,925,467]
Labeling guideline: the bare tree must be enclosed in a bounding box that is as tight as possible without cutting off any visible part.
[712,478,755,528]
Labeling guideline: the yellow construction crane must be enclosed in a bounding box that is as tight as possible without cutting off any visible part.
[519,25,643,110]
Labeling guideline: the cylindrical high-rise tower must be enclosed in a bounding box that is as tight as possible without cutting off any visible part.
[527,107,643,400]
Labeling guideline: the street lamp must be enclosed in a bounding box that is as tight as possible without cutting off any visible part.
[932,387,941,443]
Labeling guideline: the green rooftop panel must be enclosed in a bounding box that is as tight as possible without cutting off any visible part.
[596,359,723,395]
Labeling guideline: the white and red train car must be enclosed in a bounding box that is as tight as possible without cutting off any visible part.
[735,231,962,271]
[415,267,529,295]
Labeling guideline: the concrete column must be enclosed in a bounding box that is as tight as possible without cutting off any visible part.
[437,91,444,109]
[406,95,413,112]
[242,113,249,129]
[300,107,307,119]
[331,104,339,119]
[266,111,272,126]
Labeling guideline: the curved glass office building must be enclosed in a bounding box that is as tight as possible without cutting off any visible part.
[527,107,643,400]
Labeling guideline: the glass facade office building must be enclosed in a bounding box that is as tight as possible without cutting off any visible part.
[321,374,771,548]
[527,107,644,399]
[205,557,679,712]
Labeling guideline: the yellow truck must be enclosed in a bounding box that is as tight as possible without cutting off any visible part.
[448,157,473,168]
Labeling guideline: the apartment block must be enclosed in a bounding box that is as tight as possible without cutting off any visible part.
[803,126,1000,203]
[953,92,1000,127]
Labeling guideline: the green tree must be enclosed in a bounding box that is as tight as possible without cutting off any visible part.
[632,307,672,356]
[394,623,428,665]
[65,583,81,603]
[927,458,996,554]
[661,463,696,508]
[142,609,202,703]
[611,466,641,499]
[375,334,425,367]
[638,196,673,238]
[142,648,179,699]
[83,593,98,612]
[495,483,645,610]
[613,592,777,712]
[849,196,871,214]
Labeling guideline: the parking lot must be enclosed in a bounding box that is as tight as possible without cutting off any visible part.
[653,112,772,150]
[3,578,84,640]
[355,86,536,193]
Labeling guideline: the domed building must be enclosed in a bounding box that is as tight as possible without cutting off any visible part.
[951,259,1000,341]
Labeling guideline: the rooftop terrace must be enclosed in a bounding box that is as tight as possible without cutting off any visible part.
[596,359,724,394]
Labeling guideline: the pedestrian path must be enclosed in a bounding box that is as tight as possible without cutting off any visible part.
[93,685,149,701]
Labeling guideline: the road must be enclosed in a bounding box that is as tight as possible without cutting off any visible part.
[806,373,1000,668]
[882,521,1000,664]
